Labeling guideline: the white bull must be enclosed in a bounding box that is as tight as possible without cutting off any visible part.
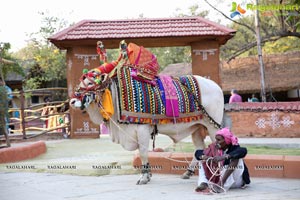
[70,72,224,184]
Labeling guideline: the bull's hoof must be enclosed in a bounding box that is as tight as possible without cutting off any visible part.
[136,173,151,185]
[181,169,194,179]
[136,179,148,185]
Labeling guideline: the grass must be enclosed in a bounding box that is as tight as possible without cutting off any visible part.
[171,142,300,156]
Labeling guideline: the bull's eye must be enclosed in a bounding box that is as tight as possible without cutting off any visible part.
[75,92,80,97]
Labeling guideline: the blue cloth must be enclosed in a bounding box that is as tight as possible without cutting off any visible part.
[5,85,13,100]
[156,79,166,107]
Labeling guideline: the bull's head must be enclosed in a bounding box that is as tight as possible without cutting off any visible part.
[79,69,109,91]
[70,40,120,111]
[69,68,110,110]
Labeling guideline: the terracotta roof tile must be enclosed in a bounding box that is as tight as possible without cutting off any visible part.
[50,17,235,41]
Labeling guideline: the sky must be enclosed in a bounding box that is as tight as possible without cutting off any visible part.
[0,0,235,52]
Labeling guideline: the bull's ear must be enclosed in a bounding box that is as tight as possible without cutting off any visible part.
[100,73,108,82]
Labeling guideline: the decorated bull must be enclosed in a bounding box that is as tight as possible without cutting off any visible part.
[70,41,224,184]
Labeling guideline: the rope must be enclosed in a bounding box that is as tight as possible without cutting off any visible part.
[204,157,226,194]
[77,71,222,167]
[100,95,227,194]
[90,77,192,165]
[98,102,192,165]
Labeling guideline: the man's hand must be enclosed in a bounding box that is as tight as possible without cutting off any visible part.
[201,155,210,160]
[212,155,226,163]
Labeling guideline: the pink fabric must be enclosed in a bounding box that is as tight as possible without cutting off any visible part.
[100,122,109,134]
[229,94,242,103]
[216,127,239,145]
[203,142,223,183]
[159,75,179,117]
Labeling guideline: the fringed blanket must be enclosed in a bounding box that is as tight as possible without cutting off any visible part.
[117,66,202,124]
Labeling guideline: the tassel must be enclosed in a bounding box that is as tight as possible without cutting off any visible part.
[100,89,114,120]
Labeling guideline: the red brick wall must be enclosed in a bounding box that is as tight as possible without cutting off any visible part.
[226,110,300,138]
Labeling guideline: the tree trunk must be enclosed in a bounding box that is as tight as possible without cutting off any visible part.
[255,0,266,102]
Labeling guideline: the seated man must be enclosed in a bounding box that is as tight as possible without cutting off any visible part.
[194,127,250,193]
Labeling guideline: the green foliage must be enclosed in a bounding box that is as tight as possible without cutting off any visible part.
[0,42,25,79]
[0,86,8,131]
[106,47,190,71]
[263,36,300,53]
[141,5,209,70]
[149,47,191,71]
[23,63,46,89]
[172,142,300,156]
[176,4,209,18]
[221,0,300,60]
[14,12,69,89]
[221,16,257,59]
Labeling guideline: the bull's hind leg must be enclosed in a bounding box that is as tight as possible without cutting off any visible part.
[181,126,207,179]
[136,125,152,185]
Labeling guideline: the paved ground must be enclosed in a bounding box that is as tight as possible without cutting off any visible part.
[0,172,300,200]
[0,135,299,199]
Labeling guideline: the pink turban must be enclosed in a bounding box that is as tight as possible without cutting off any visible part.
[216,127,239,145]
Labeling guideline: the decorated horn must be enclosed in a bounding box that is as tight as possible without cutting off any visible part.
[96,41,107,64]
[119,40,128,60]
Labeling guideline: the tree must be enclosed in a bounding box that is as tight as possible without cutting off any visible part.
[0,42,24,81]
[103,6,208,71]
[14,12,69,89]
[147,5,209,70]
[204,0,300,61]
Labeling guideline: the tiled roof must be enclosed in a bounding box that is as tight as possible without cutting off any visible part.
[221,51,300,94]
[50,17,235,42]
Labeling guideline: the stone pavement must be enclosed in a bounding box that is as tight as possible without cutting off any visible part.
[237,137,300,148]
[0,172,300,200]
[0,135,299,199]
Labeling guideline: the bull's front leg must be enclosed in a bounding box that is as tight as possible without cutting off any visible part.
[136,125,152,185]
[181,126,207,179]
[136,162,151,185]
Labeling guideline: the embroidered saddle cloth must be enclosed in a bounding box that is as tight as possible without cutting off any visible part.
[117,66,203,124]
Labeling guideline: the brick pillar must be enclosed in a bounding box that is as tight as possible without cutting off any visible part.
[67,46,101,138]
[191,40,221,87]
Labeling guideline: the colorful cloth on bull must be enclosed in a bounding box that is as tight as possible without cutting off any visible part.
[159,75,179,117]
[117,66,202,124]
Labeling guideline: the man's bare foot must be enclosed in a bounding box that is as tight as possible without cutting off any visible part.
[195,182,208,192]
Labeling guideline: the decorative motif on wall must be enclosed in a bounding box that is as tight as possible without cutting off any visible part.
[192,49,217,60]
[255,112,295,130]
[74,121,98,134]
[74,54,98,66]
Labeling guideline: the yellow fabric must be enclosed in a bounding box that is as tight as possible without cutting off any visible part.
[100,89,114,120]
